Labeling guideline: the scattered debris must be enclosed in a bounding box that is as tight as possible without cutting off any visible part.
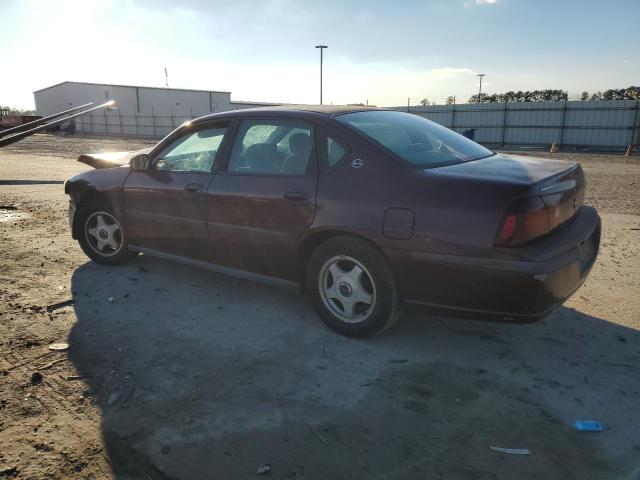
[304,421,329,445]
[574,420,603,432]
[6,351,52,372]
[30,371,43,385]
[256,464,272,475]
[46,300,74,313]
[48,342,69,351]
[489,446,531,455]
[38,358,68,370]
[538,337,569,346]
[107,392,121,406]
[605,362,637,370]
[0,466,18,477]
[107,297,115,303]
[114,385,136,411]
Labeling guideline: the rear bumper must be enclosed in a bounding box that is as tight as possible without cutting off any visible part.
[387,206,601,322]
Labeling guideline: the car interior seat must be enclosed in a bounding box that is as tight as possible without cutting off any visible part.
[282,133,311,175]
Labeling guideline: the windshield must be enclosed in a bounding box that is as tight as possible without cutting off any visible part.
[336,110,494,168]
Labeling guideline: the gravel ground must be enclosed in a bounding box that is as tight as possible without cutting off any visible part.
[0,134,639,479]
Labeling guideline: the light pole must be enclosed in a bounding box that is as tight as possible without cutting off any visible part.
[476,73,485,103]
[315,45,328,105]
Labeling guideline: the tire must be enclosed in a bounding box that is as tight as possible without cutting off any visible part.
[305,236,403,338]
[76,201,137,265]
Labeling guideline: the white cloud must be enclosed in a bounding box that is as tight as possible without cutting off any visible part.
[430,67,476,79]
[464,0,499,7]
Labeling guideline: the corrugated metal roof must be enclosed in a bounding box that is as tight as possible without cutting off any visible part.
[33,80,231,95]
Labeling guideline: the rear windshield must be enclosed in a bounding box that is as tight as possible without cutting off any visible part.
[336,110,494,168]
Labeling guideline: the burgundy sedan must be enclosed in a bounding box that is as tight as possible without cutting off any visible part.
[65,106,600,337]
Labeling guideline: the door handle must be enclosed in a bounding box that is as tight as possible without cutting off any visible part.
[284,191,309,201]
[184,183,203,194]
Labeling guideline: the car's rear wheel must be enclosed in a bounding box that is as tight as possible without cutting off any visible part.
[77,202,137,265]
[306,236,402,337]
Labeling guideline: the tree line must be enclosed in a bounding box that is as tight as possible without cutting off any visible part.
[579,86,640,101]
[464,86,640,104]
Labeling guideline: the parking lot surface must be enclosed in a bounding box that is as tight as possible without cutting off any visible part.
[1,134,639,479]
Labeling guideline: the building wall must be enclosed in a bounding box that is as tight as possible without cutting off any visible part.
[34,82,234,117]
[33,81,284,137]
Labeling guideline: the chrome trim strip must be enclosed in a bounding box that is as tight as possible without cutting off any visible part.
[125,209,204,227]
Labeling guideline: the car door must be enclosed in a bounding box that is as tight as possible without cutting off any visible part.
[123,122,230,260]
[205,117,318,280]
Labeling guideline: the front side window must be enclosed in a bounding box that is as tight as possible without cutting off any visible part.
[228,119,313,175]
[336,110,494,168]
[154,126,227,172]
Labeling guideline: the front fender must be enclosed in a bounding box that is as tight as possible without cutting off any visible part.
[65,166,130,214]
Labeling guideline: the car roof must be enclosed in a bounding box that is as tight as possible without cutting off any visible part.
[195,104,381,123]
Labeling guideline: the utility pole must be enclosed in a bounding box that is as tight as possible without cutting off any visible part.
[476,73,485,103]
[315,45,328,104]
[164,68,169,88]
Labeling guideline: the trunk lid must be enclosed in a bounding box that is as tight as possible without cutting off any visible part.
[77,148,151,169]
[426,153,586,246]
[424,153,580,186]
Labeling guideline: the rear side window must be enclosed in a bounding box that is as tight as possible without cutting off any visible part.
[327,137,347,166]
[228,119,314,175]
[337,110,494,168]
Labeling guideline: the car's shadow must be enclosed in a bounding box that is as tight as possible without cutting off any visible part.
[68,255,638,479]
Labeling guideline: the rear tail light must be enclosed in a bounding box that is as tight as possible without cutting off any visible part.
[496,166,586,247]
[496,196,550,246]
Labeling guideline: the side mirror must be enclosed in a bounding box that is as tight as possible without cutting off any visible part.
[130,154,149,171]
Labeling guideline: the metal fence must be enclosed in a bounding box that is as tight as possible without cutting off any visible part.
[72,109,196,139]
[71,100,640,151]
[394,99,640,151]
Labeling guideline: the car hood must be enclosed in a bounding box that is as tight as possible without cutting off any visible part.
[77,148,152,169]
[424,153,578,187]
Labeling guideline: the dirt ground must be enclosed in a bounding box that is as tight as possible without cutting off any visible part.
[1,134,639,479]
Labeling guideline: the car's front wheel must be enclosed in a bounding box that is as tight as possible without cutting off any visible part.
[306,236,402,338]
[76,202,137,265]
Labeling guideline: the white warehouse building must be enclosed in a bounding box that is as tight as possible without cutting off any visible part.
[33,81,281,137]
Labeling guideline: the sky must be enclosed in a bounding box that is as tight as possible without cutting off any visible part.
[1,0,638,109]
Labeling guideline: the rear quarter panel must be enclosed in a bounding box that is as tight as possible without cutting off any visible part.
[308,131,531,260]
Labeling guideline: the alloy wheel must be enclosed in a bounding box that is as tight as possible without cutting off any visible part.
[84,211,123,257]
[318,255,376,323]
